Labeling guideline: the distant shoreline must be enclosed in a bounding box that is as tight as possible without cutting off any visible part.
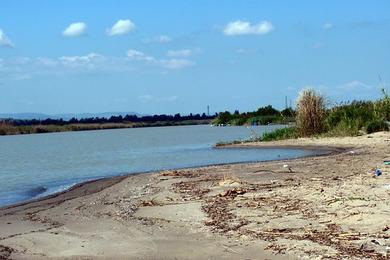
[0,119,212,136]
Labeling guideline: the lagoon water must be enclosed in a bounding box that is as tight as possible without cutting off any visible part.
[0,125,318,206]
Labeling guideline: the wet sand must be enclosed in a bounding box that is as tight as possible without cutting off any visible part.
[0,131,389,259]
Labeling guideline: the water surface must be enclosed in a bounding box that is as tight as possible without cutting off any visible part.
[0,125,320,206]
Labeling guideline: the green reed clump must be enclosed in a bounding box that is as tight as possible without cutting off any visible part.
[325,89,390,136]
[325,101,375,136]
[260,126,298,141]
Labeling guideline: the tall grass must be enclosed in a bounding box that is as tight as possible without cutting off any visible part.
[258,88,389,141]
[325,101,375,136]
[296,89,327,136]
[261,127,298,141]
[375,88,390,121]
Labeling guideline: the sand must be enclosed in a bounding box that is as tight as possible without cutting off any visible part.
[0,131,389,259]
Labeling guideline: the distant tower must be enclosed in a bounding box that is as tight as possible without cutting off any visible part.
[207,105,210,116]
[285,96,288,110]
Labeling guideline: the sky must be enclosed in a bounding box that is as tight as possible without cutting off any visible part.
[0,0,389,115]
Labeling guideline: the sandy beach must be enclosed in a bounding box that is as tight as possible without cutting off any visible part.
[1,132,389,259]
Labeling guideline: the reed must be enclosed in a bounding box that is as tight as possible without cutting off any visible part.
[296,88,327,136]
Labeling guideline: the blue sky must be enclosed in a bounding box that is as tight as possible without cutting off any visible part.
[0,0,389,115]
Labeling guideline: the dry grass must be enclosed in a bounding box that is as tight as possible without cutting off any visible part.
[296,88,327,136]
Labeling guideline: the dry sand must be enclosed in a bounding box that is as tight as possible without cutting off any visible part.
[0,132,389,259]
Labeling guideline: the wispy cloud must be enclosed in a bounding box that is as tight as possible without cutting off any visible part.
[63,22,87,37]
[166,49,192,57]
[59,53,106,68]
[155,35,172,43]
[293,80,382,103]
[126,49,156,62]
[0,54,132,80]
[223,20,273,36]
[143,35,173,44]
[322,22,333,30]
[127,49,194,69]
[0,29,14,47]
[337,80,376,91]
[0,49,195,81]
[160,59,194,69]
[107,19,135,36]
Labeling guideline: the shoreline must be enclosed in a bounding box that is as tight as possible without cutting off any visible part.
[1,132,389,259]
[0,145,347,211]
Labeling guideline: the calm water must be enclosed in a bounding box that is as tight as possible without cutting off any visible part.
[0,125,319,206]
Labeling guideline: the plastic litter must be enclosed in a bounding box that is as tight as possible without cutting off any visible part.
[375,169,382,177]
[384,160,390,165]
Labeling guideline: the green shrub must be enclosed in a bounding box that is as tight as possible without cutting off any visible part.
[326,101,375,130]
[374,88,390,121]
[261,127,298,141]
[325,118,362,136]
[366,120,389,134]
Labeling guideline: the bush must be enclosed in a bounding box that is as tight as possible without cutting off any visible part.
[366,120,389,134]
[296,89,327,136]
[261,127,298,141]
[326,101,375,135]
[374,88,390,121]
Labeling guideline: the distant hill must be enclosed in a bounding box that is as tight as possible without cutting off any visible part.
[0,112,144,120]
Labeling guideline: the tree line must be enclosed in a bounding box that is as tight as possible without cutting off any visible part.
[2,113,217,126]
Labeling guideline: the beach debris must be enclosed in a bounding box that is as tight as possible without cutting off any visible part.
[140,199,160,207]
[219,179,241,187]
[219,173,242,187]
[369,168,383,177]
[375,169,383,177]
[219,188,247,198]
[384,160,390,165]
[0,245,14,260]
[283,164,293,173]
[172,178,215,200]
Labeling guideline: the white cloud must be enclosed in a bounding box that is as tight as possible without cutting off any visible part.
[126,49,156,62]
[160,59,194,69]
[223,20,273,36]
[156,35,172,43]
[36,57,58,67]
[166,49,192,57]
[108,19,135,36]
[0,49,194,81]
[143,35,173,44]
[138,95,154,102]
[127,49,194,69]
[63,22,87,37]
[323,22,333,30]
[337,80,375,91]
[59,53,106,68]
[0,29,14,47]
